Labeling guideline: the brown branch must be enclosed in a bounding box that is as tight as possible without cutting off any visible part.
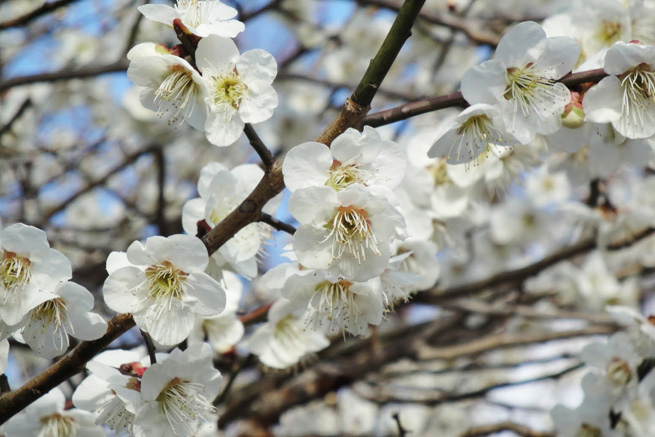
[0,314,135,424]
[358,363,583,405]
[417,326,615,361]
[315,0,426,145]
[259,212,296,235]
[0,99,31,137]
[354,0,501,46]
[415,237,596,303]
[42,145,159,221]
[244,123,275,168]
[0,60,128,94]
[462,422,555,437]
[363,68,608,127]
[0,0,82,30]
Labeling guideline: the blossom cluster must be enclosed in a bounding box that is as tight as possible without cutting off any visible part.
[0,223,106,367]
[5,0,655,435]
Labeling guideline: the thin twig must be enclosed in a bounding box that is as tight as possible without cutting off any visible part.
[392,412,409,437]
[461,422,555,437]
[0,0,81,30]
[0,375,10,395]
[244,123,275,168]
[259,212,296,235]
[363,68,608,127]
[140,330,157,365]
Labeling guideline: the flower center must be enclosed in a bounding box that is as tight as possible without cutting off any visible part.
[145,261,188,302]
[211,72,247,111]
[155,65,198,126]
[620,64,655,120]
[156,377,215,434]
[324,206,379,263]
[505,64,557,117]
[575,423,602,437]
[326,160,372,191]
[308,279,362,333]
[607,357,632,386]
[0,250,31,297]
[597,20,623,45]
[28,298,72,350]
[452,114,508,165]
[39,413,78,437]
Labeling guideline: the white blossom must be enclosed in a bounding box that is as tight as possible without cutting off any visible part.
[138,0,244,38]
[462,21,580,144]
[103,235,226,345]
[196,35,278,146]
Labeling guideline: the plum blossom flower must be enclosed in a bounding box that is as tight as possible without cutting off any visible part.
[283,126,406,192]
[248,298,330,368]
[5,388,106,437]
[138,0,244,38]
[102,235,226,345]
[289,184,405,281]
[283,269,384,336]
[127,43,208,129]
[18,281,107,358]
[428,104,516,165]
[583,41,655,139]
[196,35,278,146]
[133,343,222,437]
[461,21,580,144]
[0,223,72,326]
[182,162,280,278]
[73,349,149,434]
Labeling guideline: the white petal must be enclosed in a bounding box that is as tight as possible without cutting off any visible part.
[583,76,622,124]
[239,80,278,123]
[137,4,178,25]
[283,142,333,192]
[461,60,507,105]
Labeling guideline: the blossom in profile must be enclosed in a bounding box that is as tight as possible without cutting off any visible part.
[248,299,330,369]
[73,349,150,434]
[138,0,244,38]
[127,43,208,129]
[0,223,72,326]
[102,235,226,345]
[133,343,222,437]
[18,281,107,358]
[283,269,384,336]
[461,21,580,144]
[584,41,655,139]
[5,388,106,437]
[428,104,516,165]
[196,35,278,146]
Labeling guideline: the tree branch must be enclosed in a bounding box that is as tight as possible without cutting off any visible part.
[315,0,427,145]
[0,0,82,30]
[363,68,608,127]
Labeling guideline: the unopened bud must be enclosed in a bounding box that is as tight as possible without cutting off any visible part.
[562,91,585,129]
